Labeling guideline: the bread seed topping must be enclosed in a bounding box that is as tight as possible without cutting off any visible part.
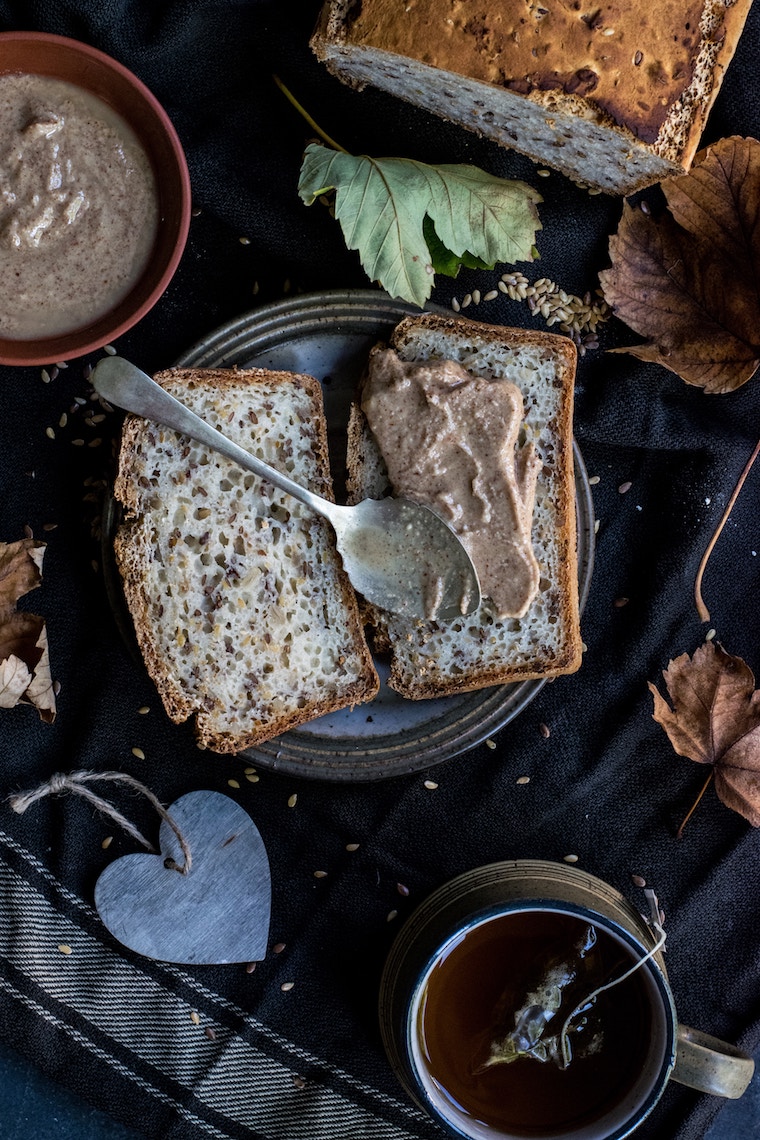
[0,73,159,339]
[361,347,541,618]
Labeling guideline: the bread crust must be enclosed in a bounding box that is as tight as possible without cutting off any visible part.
[311,0,753,196]
[114,366,378,753]
[347,313,582,700]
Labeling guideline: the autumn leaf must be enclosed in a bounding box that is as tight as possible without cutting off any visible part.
[649,641,760,830]
[599,136,760,394]
[0,538,56,723]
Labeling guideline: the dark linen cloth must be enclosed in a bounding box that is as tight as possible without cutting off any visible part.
[0,2,758,1138]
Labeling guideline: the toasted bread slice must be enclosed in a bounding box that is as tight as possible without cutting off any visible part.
[114,366,378,752]
[346,313,581,699]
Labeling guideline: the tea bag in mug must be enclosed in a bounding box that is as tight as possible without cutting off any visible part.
[476,922,628,1072]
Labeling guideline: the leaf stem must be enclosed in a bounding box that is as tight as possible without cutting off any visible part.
[273,75,348,154]
[694,435,760,621]
[676,768,715,839]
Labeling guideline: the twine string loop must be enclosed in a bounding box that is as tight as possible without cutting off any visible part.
[8,770,192,874]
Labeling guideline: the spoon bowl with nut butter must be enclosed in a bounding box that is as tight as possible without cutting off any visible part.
[92,356,481,622]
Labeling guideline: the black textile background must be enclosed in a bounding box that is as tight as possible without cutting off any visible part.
[0,2,759,1139]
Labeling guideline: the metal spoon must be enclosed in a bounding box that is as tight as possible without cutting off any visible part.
[92,357,481,621]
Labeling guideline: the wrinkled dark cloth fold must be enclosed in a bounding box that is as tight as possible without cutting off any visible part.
[0,2,758,1139]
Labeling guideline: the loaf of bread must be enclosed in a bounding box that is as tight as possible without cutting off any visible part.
[114,367,378,753]
[311,0,752,196]
[346,313,581,699]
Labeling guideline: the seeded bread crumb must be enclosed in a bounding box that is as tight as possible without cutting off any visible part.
[347,314,581,699]
[114,367,378,752]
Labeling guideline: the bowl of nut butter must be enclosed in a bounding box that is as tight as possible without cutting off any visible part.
[0,31,191,365]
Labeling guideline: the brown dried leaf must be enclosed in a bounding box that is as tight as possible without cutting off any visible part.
[0,538,56,722]
[600,137,760,394]
[649,641,760,827]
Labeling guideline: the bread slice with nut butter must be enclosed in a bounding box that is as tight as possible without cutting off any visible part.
[114,366,379,753]
[346,313,582,700]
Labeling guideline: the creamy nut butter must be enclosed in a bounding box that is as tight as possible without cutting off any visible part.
[361,347,541,618]
[0,73,159,339]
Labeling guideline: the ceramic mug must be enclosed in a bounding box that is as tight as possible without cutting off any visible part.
[379,860,754,1140]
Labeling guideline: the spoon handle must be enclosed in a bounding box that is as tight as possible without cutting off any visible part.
[92,356,341,524]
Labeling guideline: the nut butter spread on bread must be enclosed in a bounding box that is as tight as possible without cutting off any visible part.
[312,0,753,195]
[347,314,581,700]
[114,367,378,753]
[361,347,542,620]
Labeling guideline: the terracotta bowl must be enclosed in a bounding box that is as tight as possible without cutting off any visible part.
[0,31,191,366]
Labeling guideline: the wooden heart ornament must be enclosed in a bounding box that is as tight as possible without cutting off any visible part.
[94,790,271,964]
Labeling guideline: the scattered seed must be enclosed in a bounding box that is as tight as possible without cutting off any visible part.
[42,522,58,532]
[239,236,251,245]
[137,706,150,715]
[451,298,461,312]
[516,775,531,785]
[588,474,600,485]
[485,738,497,750]
[101,836,113,850]
[56,360,68,369]
[273,942,286,954]
[397,883,410,897]
[471,289,481,305]
[72,439,85,446]
[618,481,632,494]
[706,628,716,641]
[346,843,360,852]
[423,780,438,790]
[228,779,240,789]
[461,293,472,308]
[245,771,260,783]
[614,597,630,608]
[287,793,298,808]
[58,413,68,428]
[581,641,588,653]
[190,1011,201,1025]
[103,344,116,355]
[313,870,327,879]
[387,909,398,922]
[536,168,551,177]
[41,368,51,383]
[639,198,650,214]
[53,679,61,696]
[204,1026,217,1040]
[631,874,647,888]
[594,519,600,533]
[58,943,72,955]
[292,1075,306,1090]
[24,524,33,539]
[45,427,55,439]
[244,767,256,775]
[88,437,102,448]
[483,289,498,301]
[539,722,551,738]
[131,747,145,760]
[245,962,256,974]
[563,854,579,864]
[281,981,295,992]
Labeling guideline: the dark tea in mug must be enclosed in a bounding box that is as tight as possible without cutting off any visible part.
[412,910,665,1138]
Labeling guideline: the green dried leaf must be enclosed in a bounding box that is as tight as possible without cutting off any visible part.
[299,143,541,307]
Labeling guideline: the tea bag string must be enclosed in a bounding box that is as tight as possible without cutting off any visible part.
[8,770,192,874]
[559,889,667,1068]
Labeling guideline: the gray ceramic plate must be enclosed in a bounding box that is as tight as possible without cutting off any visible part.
[167,290,595,781]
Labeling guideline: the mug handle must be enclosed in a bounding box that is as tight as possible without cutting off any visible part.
[674,1024,755,1099]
